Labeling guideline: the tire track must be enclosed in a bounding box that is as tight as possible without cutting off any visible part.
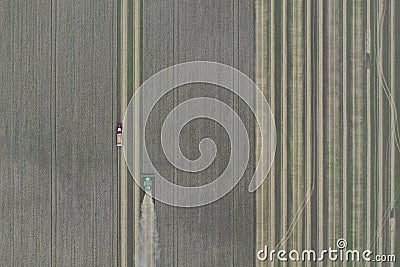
[281,0,288,261]
[342,0,349,244]
[269,0,276,253]
[389,1,396,265]
[120,0,128,264]
[317,0,324,257]
[305,1,313,264]
[327,0,343,259]
[133,0,141,264]
[351,0,366,250]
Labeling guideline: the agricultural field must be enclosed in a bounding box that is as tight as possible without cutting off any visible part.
[255,0,400,265]
[1,0,399,266]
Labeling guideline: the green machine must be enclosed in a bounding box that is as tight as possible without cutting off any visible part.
[141,174,154,195]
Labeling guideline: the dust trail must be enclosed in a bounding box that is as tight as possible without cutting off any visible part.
[138,194,160,267]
